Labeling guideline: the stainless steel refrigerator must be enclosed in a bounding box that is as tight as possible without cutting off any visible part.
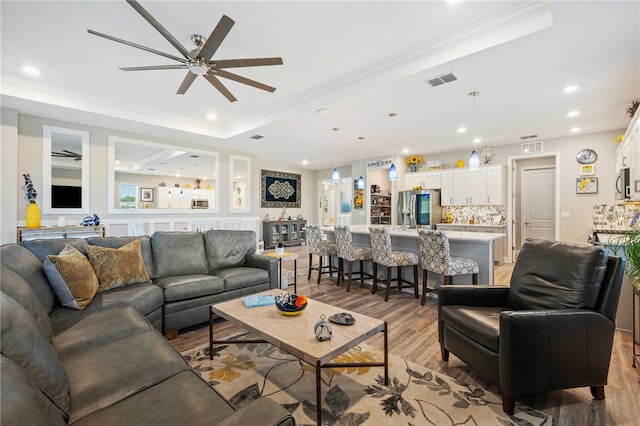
[397,190,442,229]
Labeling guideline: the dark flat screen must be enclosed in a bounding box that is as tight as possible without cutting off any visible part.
[51,185,82,208]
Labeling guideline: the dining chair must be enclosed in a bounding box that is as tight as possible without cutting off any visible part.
[334,225,374,292]
[305,225,338,284]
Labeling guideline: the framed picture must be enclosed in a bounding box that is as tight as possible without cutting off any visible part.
[580,164,595,176]
[140,187,154,202]
[353,181,364,209]
[576,177,598,194]
[340,191,351,213]
[261,170,301,208]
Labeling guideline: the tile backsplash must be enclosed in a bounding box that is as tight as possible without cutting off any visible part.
[593,204,640,230]
[443,205,506,225]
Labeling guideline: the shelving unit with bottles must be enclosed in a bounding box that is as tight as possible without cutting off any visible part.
[370,193,392,225]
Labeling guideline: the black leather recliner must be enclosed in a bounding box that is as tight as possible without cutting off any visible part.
[438,239,626,414]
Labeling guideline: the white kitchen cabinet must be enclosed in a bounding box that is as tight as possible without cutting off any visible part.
[441,170,454,206]
[453,168,487,205]
[403,171,441,190]
[486,165,506,205]
[616,111,640,200]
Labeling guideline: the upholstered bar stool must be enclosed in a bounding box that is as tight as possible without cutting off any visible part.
[368,227,419,302]
[306,225,338,284]
[334,225,374,292]
[417,229,479,305]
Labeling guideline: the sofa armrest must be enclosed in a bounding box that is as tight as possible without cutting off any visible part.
[214,398,294,426]
[438,285,510,309]
[245,254,279,289]
[499,309,615,396]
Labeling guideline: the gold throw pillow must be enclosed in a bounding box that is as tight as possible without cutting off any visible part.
[45,245,99,310]
[85,240,151,292]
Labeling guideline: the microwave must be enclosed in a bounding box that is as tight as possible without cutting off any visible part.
[191,199,209,209]
[616,168,630,200]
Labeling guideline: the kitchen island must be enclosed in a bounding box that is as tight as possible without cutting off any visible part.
[322,225,506,288]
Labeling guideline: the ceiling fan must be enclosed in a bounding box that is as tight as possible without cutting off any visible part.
[52,150,82,161]
[87,0,283,102]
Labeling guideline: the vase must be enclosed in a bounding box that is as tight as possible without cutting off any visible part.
[409,164,417,172]
[25,202,41,228]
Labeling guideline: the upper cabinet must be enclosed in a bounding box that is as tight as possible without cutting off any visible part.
[616,111,640,200]
[403,171,441,190]
[415,165,505,206]
[107,136,220,214]
[42,125,90,215]
[485,165,506,205]
[441,170,454,206]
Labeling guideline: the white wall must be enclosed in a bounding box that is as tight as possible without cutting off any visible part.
[1,108,19,244]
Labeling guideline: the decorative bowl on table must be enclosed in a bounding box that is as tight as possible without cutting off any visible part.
[275,292,308,316]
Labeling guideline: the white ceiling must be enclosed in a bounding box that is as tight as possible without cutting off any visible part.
[1,1,639,171]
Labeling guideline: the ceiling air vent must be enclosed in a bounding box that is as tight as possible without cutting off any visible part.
[425,72,458,87]
[250,135,264,140]
[520,134,538,140]
[521,141,544,154]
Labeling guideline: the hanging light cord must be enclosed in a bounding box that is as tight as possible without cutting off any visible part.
[389,113,396,157]
[333,127,339,168]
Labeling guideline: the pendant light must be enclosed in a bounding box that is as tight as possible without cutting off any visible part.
[468,91,480,170]
[357,136,365,189]
[332,127,340,183]
[388,113,398,181]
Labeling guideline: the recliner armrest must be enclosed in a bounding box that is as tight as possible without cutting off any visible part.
[499,309,615,396]
[244,254,278,289]
[214,397,295,426]
[438,285,510,308]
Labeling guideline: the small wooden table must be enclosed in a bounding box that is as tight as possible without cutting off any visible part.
[209,290,388,426]
[265,251,298,293]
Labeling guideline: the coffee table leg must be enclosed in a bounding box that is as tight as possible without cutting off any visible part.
[279,258,283,289]
[316,359,322,426]
[209,307,214,360]
[293,258,297,293]
[383,321,389,385]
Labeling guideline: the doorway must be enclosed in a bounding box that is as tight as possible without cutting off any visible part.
[317,178,353,226]
[507,152,560,262]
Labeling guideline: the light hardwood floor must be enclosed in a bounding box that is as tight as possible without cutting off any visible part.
[171,245,640,425]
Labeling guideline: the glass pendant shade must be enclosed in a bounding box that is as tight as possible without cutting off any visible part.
[357,176,365,189]
[388,163,398,181]
[469,150,480,170]
[332,168,340,183]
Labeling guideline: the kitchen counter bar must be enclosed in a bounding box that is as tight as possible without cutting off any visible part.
[322,225,506,287]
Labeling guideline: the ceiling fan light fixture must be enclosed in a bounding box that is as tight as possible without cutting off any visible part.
[188,61,209,75]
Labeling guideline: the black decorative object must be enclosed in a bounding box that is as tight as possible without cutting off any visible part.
[329,312,356,325]
[261,170,301,208]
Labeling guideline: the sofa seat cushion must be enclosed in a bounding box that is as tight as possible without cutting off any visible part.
[71,370,236,426]
[49,283,163,335]
[1,355,67,426]
[151,232,208,277]
[153,274,225,302]
[0,292,71,414]
[440,305,508,352]
[63,330,188,423]
[213,267,270,291]
[53,306,152,359]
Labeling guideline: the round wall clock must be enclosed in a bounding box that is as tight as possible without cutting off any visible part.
[576,149,597,164]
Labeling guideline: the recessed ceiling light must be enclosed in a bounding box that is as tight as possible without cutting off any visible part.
[175,173,180,177]
[115,159,121,164]
[206,113,217,121]
[570,127,582,133]
[563,85,579,93]
[302,159,308,165]
[21,65,41,76]
[567,110,580,117]
[402,148,409,154]
[236,175,242,180]
[457,127,467,134]
[473,137,482,143]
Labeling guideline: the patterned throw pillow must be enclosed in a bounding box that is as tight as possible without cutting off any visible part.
[44,245,99,310]
[85,240,151,292]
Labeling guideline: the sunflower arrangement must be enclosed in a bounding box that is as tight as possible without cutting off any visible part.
[405,155,423,165]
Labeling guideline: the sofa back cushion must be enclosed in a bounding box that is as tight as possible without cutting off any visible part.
[507,239,608,310]
[203,230,256,271]
[0,292,71,414]
[1,244,57,313]
[87,236,154,279]
[0,265,53,340]
[1,355,68,426]
[151,231,208,277]
[21,238,88,261]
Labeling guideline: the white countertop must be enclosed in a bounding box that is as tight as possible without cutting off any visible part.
[322,224,505,242]
[437,223,506,228]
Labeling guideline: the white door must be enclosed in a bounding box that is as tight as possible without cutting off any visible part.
[521,167,556,243]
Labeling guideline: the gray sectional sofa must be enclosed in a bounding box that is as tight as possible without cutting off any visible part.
[0,230,293,425]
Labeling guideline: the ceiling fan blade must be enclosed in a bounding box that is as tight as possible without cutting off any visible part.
[177,72,198,95]
[215,69,276,93]
[88,29,187,63]
[204,73,237,102]
[120,65,188,71]
[212,58,283,68]
[198,15,235,62]
[127,0,193,59]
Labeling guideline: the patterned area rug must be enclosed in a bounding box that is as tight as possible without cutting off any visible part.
[183,336,553,426]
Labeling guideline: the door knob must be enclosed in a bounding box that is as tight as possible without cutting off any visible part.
[524,222,530,225]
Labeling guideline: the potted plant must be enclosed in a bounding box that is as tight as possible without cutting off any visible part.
[612,219,640,295]
[405,155,423,172]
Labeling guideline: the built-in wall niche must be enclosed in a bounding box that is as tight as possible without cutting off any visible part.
[229,155,250,213]
[42,125,90,215]
[107,136,220,214]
